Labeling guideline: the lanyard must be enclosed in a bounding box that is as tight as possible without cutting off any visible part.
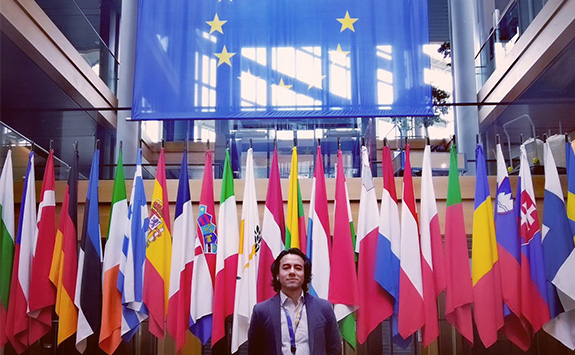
[282,298,305,354]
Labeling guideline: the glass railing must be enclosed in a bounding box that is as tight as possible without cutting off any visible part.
[0,122,71,181]
[35,0,120,94]
[475,0,549,89]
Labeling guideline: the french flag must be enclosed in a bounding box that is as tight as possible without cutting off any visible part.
[398,144,425,339]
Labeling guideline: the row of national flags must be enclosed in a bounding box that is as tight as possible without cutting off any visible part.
[2,139,575,353]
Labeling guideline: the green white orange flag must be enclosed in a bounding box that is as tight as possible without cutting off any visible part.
[232,147,260,352]
[144,147,172,339]
[286,147,306,251]
[99,149,128,354]
[0,149,14,348]
[50,145,79,345]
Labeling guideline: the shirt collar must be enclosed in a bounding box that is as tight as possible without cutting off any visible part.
[280,290,305,307]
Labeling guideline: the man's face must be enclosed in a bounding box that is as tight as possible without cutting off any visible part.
[278,254,305,293]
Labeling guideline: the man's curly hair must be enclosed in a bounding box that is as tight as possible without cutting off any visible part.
[271,248,312,293]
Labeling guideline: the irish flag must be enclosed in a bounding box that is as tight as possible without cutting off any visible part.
[328,148,359,348]
[0,149,14,348]
[257,148,285,302]
[100,149,128,354]
[286,147,306,251]
[144,147,172,339]
[212,148,239,346]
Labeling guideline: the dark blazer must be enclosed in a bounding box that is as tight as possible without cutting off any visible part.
[247,293,342,355]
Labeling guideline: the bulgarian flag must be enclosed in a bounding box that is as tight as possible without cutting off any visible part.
[232,147,260,353]
[328,148,359,348]
[167,149,196,352]
[6,152,37,353]
[419,144,445,347]
[212,148,239,346]
[0,150,14,348]
[286,147,306,251]
[398,144,425,339]
[307,145,331,298]
[444,144,473,344]
[257,148,285,302]
[144,148,172,339]
[356,145,393,344]
[100,149,128,354]
[472,144,504,347]
[50,145,79,345]
[75,147,103,353]
[28,149,56,344]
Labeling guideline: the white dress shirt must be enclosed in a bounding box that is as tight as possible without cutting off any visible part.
[279,291,310,355]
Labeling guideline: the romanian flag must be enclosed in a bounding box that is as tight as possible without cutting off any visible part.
[356,146,393,344]
[6,152,37,353]
[444,145,473,343]
[75,147,103,353]
[213,148,239,346]
[28,149,56,343]
[231,148,260,353]
[471,144,504,347]
[398,144,425,339]
[567,141,575,239]
[257,148,285,302]
[190,150,215,344]
[517,144,549,333]
[50,146,79,345]
[100,149,128,354]
[541,141,575,350]
[118,148,149,341]
[374,144,406,348]
[419,144,445,347]
[286,147,306,251]
[494,143,531,351]
[328,148,359,348]
[0,149,14,348]
[307,145,331,298]
[167,149,196,351]
[144,148,172,339]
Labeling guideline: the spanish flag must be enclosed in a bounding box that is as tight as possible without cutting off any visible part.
[50,145,79,345]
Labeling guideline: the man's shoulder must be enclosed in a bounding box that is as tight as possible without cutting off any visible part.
[305,294,332,311]
[253,294,280,313]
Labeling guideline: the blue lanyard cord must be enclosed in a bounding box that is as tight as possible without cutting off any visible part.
[282,299,305,354]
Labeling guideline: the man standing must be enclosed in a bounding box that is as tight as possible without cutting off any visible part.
[248,248,341,355]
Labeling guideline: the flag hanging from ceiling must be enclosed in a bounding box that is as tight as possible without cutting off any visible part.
[494,143,531,351]
[0,150,14,349]
[144,148,172,339]
[100,149,128,355]
[471,144,504,348]
[29,149,56,344]
[132,0,432,120]
[6,152,37,354]
[257,147,285,302]
[328,148,358,348]
[286,147,306,251]
[517,144,550,334]
[356,145,393,344]
[167,149,196,352]
[213,148,240,347]
[75,147,103,353]
[231,147,260,353]
[307,145,331,299]
[50,145,79,345]
[541,141,575,350]
[567,141,575,238]
[444,145,473,344]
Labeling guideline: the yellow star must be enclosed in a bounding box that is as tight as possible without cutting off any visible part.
[308,75,327,90]
[333,44,350,56]
[337,11,358,32]
[278,78,292,90]
[206,14,227,34]
[214,46,236,67]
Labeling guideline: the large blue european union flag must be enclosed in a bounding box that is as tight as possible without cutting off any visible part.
[132,0,432,120]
